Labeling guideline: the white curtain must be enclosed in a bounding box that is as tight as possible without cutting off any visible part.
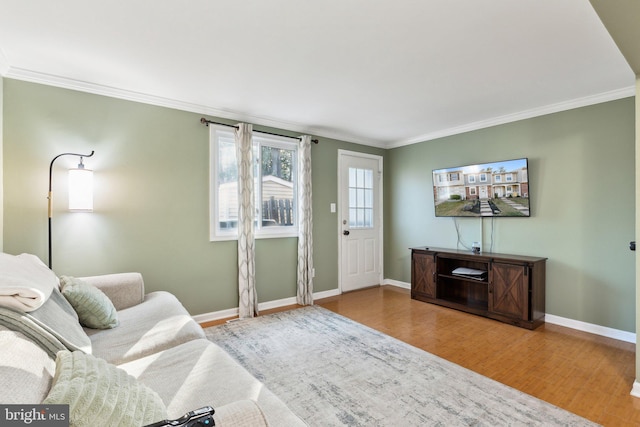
[236,123,258,318]
[296,135,314,305]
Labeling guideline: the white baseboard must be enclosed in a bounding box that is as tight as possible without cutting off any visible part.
[259,296,297,311]
[195,280,636,345]
[631,381,640,398]
[193,287,342,324]
[192,307,239,324]
[383,279,411,289]
[313,288,342,300]
[544,314,636,343]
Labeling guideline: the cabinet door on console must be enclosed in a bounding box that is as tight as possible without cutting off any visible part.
[489,262,529,321]
[412,252,436,298]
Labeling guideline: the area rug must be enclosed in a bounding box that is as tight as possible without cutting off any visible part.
[204,306,597,426]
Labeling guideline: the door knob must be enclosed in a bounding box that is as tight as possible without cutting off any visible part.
[343,230,350,236]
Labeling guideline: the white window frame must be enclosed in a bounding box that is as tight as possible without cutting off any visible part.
[209,125,299,241]
[468,175,476,183]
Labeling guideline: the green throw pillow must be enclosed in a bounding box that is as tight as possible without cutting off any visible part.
[59,276,119,329]
[44,350,167,427]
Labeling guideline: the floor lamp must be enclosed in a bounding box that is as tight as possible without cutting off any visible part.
[48,151,95,270]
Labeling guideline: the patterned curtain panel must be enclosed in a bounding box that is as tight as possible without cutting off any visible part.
[236,123,258,318]
[296,135,314,305]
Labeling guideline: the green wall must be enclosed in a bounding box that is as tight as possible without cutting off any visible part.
[2,79,384,315]
[2,78,635,332]
[385,97,636,332]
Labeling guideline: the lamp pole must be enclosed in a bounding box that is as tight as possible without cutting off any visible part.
[48,151,95,269]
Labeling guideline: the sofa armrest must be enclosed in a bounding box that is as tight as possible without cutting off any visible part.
[80,273,145,310]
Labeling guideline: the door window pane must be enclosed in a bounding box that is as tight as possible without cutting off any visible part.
[365,169,373,188]
[349,208,357,226]
[357,208,364,227]
[364,189,373,208]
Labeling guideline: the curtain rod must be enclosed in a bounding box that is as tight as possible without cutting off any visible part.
[200,118,319,144]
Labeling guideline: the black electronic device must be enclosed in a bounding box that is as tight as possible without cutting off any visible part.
[145,406,215,427]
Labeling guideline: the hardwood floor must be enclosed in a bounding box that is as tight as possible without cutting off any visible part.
[317,286,638,426]
[202,285,638,426]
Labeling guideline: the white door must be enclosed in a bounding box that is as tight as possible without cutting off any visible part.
[479,186,488,199]
[338,150,383,292]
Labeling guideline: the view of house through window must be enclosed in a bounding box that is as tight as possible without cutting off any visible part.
[210,125,298,240]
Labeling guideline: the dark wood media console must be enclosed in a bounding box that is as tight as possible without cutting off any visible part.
[411,247,546,329]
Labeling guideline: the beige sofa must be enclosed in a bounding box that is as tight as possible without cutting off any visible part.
[0,271,306,426]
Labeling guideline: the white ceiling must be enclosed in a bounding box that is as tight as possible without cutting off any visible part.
[0,0,634,148]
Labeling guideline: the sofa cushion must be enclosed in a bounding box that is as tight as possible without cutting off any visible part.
[44,350,167,427]
[0,325,56,404]
[119,338,306,426]
[85,291,205,365]
[60,276,119,329]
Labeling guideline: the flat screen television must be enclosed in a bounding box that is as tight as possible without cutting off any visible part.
[432,158,530,217]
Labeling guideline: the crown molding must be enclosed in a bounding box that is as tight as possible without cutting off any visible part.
[2,65,385,147]
[388,85,636,149]
[2,65,634,150]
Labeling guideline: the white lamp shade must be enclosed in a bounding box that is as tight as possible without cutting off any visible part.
[68,168,93,211]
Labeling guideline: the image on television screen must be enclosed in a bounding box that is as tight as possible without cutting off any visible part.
[432,158,530,217]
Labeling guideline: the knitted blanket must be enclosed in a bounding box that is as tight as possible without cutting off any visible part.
[0,288,91,357]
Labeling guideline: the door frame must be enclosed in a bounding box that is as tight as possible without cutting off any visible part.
[337,149,384,293]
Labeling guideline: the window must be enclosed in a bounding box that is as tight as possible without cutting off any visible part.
[480,173,487,182]
[494,175,502,182]
[468,175,476,183]
[449,173,459,181]
[506,174,513,182]
[469,187,477,195]
[209,125,298,241]
[348,167,373,228]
